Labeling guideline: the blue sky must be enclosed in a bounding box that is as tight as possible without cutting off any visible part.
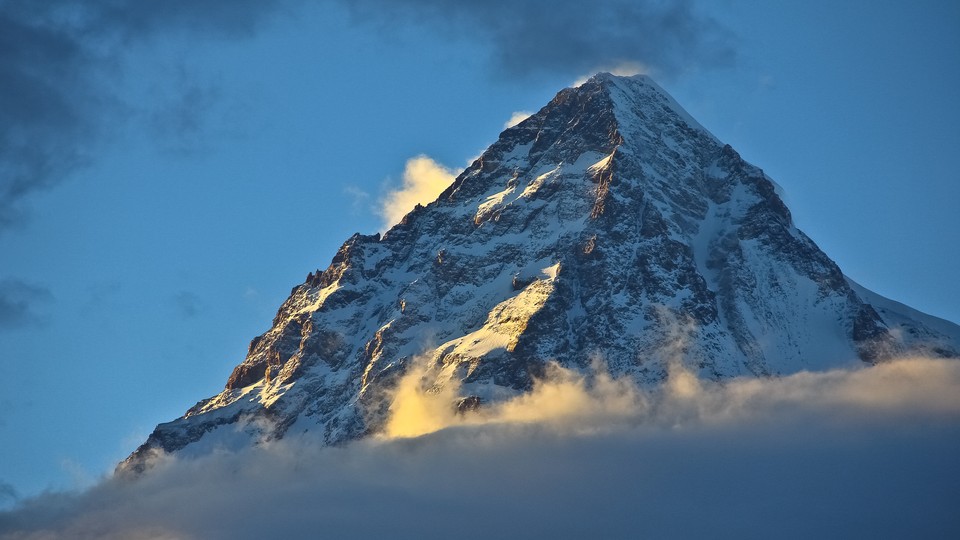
[1,0,958,504]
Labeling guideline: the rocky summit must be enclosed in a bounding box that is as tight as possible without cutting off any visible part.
[121,73,960,471]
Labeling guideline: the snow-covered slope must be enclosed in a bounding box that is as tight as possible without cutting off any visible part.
[121,73,960,471]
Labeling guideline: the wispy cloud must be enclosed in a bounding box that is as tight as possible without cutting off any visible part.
[343,185,372,216]
[0,482,16,508]
[0,0,292,232]
[172,291,203,320]
[146,71,224,156]
[503,111,532,129]
[339,0,734,79]
[0,278,53,330]
[2,357,958,538]
[379,155,459,231]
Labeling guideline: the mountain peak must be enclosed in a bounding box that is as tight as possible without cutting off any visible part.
[120,74,960,474]
[592,72,718,143]
[581,71,653,85]
[488,72,717,170]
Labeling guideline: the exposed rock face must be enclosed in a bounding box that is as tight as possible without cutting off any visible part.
[121,73,960,472]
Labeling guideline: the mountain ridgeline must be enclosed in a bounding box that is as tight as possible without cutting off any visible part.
[121,74,960,471]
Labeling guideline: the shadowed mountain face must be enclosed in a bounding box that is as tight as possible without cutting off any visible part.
[121,74,960,472]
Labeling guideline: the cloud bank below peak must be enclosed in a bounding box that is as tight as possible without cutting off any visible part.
[2,357,958,539]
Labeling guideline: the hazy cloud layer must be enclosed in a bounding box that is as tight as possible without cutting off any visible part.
[0,0,291,231]
[2,357,958,539]
[379,155,459,231]
[338,0,735,79]
[0,279,52,330]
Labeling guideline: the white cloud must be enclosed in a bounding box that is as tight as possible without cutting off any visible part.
[503,111,532,129]
[379,155,460,231]
[3,357,959,539]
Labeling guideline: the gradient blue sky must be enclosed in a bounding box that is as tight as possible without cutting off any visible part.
[1,0,957,503]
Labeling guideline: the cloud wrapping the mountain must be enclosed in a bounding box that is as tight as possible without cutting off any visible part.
[379,155,459,231]
[2,357,958,539]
